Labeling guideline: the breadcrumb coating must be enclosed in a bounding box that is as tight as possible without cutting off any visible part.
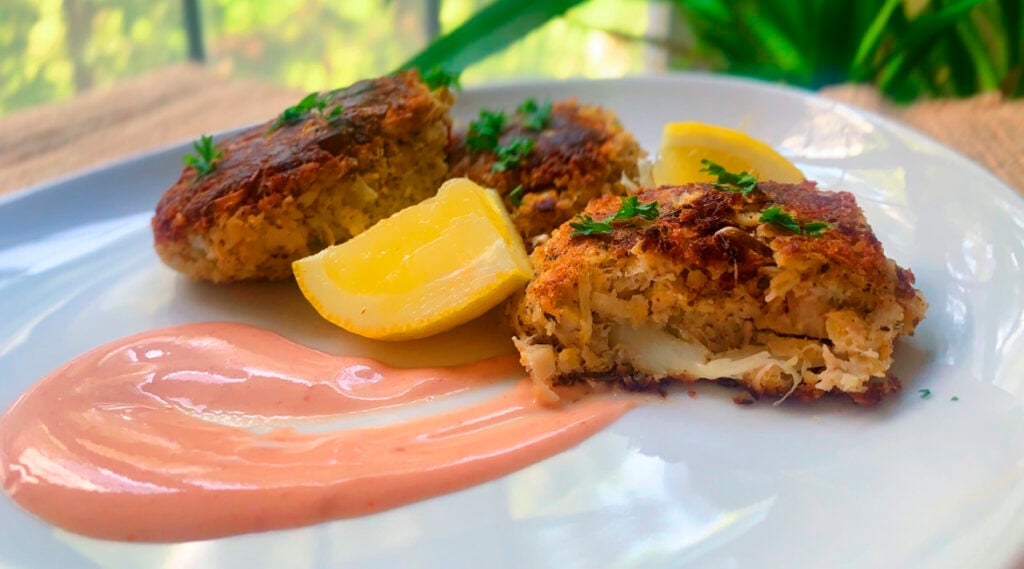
[152,71,452,282]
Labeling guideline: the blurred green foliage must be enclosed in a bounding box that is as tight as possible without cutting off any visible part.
[3,0,1019,116]
[668,0,1023,100]
[407,0,1023,101]
[0,0,648,115]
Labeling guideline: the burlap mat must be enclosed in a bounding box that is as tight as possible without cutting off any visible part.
[0,64,1020,196]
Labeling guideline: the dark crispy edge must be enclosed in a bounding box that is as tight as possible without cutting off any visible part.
[552,368,901,406]
[447,99,641,239]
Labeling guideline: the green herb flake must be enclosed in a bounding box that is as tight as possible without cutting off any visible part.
[420,65,461,91]
[951,396,959,401]
[466,109,507,152]
[699,159,759,195]
[269,91,341,132]
[326,104,344,122]
[612,195,660,222]
[183,134,223,179]
[492,137,535,172]
[569,214,614,236]
[508,185,525,207]
[517,98,553,131]
[759,206,832,236]
[570,195,660,236]
[919,389,932,399]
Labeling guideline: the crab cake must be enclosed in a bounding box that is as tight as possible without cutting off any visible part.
[510,181,927,406]
[152,71,453,282]
[448,99,643,247]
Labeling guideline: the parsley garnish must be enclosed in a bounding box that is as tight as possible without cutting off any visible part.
[517,98,552,131]
[919,389,932,399]
[269,92,342,132]
[570,195,659,236]
[183,134,222,179]
[508,185,525,207]
[466,109,506,152]
[759,206,831,236]
[420,65,461,90]
[951,396,959,401]
[492,137,535,172]
[700,159,759,195]
[569,214,614,236]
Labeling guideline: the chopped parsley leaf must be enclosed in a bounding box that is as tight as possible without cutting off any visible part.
[420,65,461,90]
[759,206,832,236]
[570,195,660,236]
[183,134,222,179]
[326,104,344,122]
[492,137,535,172]
[466,109,506,152]
[269,92,342,132]
[919,389,932,399]
[508,185,525,207]
[700,159,759,195]
[569,214,614,236]
[951,396,959,401]
[517,98,553,131]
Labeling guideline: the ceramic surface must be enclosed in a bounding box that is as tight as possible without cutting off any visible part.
[1,75,1022,569]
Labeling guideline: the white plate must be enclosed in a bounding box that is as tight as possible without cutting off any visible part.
[1,75,1023,569]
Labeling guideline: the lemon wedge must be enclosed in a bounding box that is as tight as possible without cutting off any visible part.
[293,178,532,340]
[651,122,804,186]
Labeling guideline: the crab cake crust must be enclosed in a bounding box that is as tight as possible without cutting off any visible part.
[448,100,643,247]
[510,181,927,406]
[152,71,453,282]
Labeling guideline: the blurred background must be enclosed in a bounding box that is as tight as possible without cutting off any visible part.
[2,0,1021,116]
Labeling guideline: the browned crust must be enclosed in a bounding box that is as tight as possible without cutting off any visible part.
[152,71,449,244]
[528,181,898,311]
[447,99,642,244]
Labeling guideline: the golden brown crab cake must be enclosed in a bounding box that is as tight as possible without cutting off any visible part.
[152,71,453,283]
[448,99,643,247]
[510,181,927,406]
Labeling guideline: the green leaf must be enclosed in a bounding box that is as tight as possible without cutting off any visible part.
[876,0,988,93]
[699,159,758,195]
[466,109,507,152]
[569,214,614,236]
[420,65,462,90]
[492,137,536,172]
[183,134,222,179]
[399,0,588,75]
[759,206,801,233]
[508,185,525,207]
[850,0,902,80]
[569,196,659,236]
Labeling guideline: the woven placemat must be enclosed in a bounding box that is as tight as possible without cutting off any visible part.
[0,65,1020,196]
[823,84,1024,193]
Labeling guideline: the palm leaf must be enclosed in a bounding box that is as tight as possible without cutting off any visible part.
[876,0,988,92]
[399,0,587,74]
[850,0,901,80]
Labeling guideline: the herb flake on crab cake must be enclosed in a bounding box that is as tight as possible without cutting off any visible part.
[448,98,645,248]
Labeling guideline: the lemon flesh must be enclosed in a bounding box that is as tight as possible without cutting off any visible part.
[651,122,804,186]
[293,178,532,341]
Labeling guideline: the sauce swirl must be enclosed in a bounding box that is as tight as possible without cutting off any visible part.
[0,323,633,542]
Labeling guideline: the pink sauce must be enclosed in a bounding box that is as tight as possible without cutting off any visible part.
[0,323,634,542]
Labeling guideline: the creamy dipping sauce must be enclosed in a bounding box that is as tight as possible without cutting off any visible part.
[0,323,634,542]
